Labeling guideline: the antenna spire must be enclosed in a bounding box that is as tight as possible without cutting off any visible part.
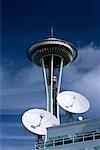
[51,27,54,37]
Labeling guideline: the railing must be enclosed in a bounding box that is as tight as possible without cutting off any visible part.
[35,132,100,149]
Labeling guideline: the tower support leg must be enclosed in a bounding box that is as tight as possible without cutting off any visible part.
[57,58,63,124]
[41,58,49,112]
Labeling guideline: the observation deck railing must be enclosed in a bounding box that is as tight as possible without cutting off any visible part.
[35,132,100,149]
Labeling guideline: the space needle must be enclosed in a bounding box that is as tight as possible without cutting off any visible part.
[26,28,77,124]
[22,29,91,149]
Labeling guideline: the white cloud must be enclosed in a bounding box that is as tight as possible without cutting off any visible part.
[62,44,100,119]
[16,65,43,86]
[0,44,100,118]
[0,64,45,110]
[77,44,100,71]
[0,65,44,95]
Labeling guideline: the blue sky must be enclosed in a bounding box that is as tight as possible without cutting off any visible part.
[1,0,100,149]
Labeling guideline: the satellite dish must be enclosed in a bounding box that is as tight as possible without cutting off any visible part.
[22,109,58,135]
[57,91,90,113]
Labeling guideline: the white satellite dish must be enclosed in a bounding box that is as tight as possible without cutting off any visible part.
[57,91,90,113]
[22,108,58,135]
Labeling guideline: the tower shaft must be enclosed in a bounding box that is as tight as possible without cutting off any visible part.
[41,55,63,123]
